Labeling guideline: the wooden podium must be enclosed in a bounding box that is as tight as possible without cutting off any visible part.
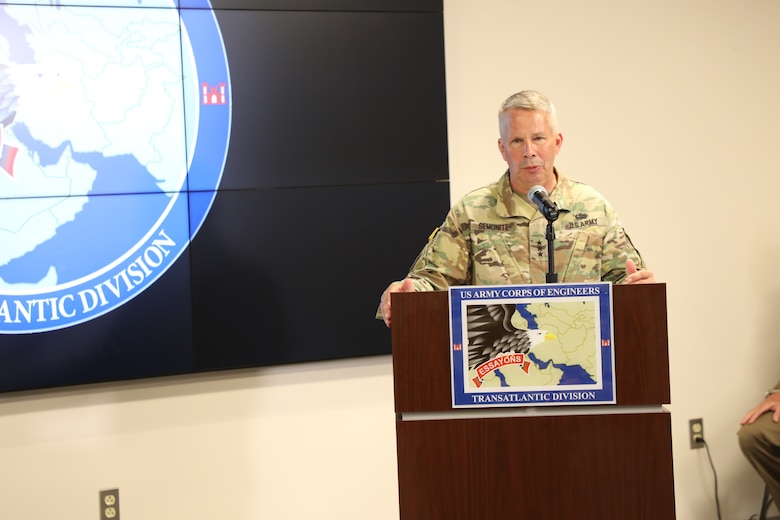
[391,283,675,519]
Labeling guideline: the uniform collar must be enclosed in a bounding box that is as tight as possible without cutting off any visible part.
[496,168,573,218]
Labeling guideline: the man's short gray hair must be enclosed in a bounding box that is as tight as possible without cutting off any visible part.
[498,90,558,133]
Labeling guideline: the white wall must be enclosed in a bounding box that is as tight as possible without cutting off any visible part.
[0,359,400,519]
[1,0,779,518]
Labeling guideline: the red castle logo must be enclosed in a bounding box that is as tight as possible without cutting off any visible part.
[201,82,227,105]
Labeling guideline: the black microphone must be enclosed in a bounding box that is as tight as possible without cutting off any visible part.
[527,185,559,220]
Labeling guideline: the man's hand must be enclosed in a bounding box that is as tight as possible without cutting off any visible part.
[380,278,415,327]
[741,393,780,425]
[624,258,655,284]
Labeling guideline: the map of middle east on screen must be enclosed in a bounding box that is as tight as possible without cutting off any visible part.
[0,1,230,333]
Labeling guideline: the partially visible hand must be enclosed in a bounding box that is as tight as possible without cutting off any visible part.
[380,278,415,327]
[624,258,656,284]
[741,393,780,425]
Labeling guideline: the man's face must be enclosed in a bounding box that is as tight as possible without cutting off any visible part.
[498,109,563,196]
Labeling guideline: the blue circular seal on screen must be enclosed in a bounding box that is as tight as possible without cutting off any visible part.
[0,1,230,333]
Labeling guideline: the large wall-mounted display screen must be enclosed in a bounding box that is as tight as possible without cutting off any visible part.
[0,0,450,392]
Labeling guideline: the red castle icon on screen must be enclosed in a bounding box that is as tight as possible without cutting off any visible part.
[201,82,227,105]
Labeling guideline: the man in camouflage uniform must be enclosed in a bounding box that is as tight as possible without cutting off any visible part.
[379,89,655,327]
[738,383,780,509]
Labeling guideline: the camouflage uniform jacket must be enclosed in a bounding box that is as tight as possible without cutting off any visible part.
[405,169,646,291]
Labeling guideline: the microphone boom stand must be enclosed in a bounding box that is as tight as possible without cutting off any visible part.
[543,209,559,283]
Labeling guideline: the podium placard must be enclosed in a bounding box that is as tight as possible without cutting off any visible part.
[391,283,675,519]
[449,282,615,408]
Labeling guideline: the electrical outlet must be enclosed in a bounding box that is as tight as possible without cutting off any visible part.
[100,489,119,520]
[689,418,704,449]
